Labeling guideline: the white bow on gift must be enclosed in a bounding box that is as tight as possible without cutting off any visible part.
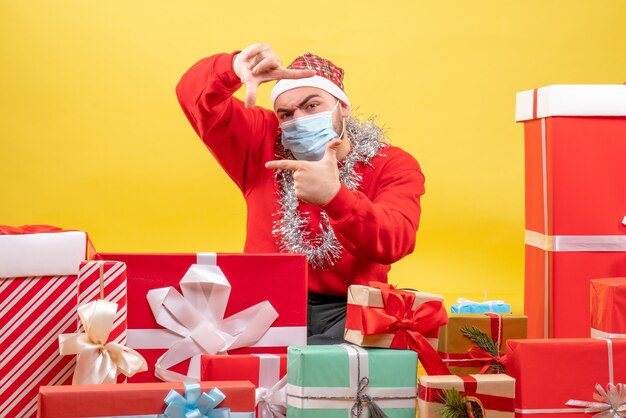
[567,383,626,418]
[59,300,148,384]
[456,298,506,307]
[147,263,279,382]
[256,376,288,418]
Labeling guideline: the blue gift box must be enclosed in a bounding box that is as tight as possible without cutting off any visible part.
[451,298,511,314]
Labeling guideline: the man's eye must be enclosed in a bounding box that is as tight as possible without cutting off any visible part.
[308,103,318,109]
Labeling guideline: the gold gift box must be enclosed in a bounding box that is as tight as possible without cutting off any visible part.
[438,314,527,375]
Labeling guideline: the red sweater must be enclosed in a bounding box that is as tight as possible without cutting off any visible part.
[176,52,425,296]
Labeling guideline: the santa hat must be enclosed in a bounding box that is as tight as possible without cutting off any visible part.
[270,52,350,108]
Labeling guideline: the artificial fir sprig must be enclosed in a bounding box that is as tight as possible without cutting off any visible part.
[460,325,506,373]
[439,388,485,418]
[439,388,467,418]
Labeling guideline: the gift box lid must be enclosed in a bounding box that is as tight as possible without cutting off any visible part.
[0,230,87,278]
[515,84,626,122]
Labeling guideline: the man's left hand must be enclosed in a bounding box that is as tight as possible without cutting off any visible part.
[265,140,342,206]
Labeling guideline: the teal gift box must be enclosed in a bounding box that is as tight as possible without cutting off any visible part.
[451,298,511,314]
[286,344,417,418]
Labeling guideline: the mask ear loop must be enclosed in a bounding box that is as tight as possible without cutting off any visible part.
[335,100,347,140]
[338,118,346,140]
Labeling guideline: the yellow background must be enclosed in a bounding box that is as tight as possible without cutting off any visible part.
[2,1,626,313]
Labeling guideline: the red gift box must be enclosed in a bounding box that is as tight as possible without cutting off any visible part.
[506,338,626,418]
[201,354,287,417]
[516,85,626,338]
[0,226,89,418]
[201,353,287,387]
[591,277,626,338]
[38,380,256,417]
[95,252,308,382]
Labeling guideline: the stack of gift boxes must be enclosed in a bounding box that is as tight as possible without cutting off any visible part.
[1,83,625,418]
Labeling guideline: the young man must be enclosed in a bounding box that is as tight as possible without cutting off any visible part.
[176,43,425,343]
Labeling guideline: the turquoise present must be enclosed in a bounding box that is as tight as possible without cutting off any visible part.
[451,298,511,314]
[286,344,417,418]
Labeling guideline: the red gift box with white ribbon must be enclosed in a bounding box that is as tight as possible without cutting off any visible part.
[201,353,287,418]
[95,252,307,383]
[507,338,626,418]
[516,85,626,338]
[0,225,89,418]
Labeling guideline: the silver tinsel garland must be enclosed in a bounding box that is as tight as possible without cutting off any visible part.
[272,116,388,269]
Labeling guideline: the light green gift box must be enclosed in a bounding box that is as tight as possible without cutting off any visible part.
[286,344,417,418]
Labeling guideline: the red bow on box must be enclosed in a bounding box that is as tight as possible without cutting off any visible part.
[467,347,508,374]
[360,282,450,375]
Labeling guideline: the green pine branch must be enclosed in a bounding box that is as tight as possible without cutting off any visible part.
[439,388,468,418]
[460,325,506,373]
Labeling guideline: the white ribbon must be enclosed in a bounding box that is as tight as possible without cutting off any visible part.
[592,329,626,339]
[256,376,287,418]
[566,383,626,418]
[127,327,306,349]
[525,230,626,252]
[146,263,279,382]
[255,354,287,418]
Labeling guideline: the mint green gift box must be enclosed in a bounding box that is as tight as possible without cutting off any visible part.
[286,344,417,418]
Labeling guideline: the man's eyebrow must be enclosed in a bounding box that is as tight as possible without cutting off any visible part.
[276,94,322,114]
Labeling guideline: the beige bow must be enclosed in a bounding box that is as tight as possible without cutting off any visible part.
[59,299,147,384]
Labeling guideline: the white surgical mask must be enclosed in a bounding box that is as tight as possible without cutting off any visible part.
[280,100,344,161]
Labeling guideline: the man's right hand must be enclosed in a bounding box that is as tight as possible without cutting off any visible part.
[233,44,316,109]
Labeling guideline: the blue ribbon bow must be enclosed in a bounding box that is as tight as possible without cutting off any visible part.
[164,382,232,418]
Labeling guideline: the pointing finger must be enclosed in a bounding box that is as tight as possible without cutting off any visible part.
[265,159,303,171]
